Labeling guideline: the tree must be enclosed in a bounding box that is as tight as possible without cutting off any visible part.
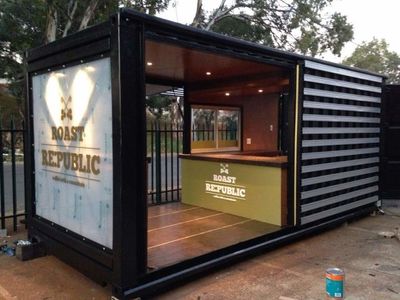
[1,0,353,122]
[191,0,353,57]
[342,38,400,84]
[0,0,118,120]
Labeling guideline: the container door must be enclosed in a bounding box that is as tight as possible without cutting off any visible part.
[381,85,400,199]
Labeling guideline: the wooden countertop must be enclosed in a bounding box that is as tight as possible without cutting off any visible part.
[179,152,288,168]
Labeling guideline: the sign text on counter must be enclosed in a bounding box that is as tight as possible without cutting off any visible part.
[205,163,246,201]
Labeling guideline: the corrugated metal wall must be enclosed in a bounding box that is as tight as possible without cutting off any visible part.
[300,60,383,225]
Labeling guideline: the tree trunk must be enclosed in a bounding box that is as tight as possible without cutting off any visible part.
[79,0,99,31]
[191,0,203,28]
[63,0,78,37]
[45,4,58,43]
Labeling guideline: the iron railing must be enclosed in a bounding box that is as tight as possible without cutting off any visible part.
[0,119,25,232]
[147,122,183,205]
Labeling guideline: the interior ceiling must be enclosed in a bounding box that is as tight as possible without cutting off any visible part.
[145,40,289,97]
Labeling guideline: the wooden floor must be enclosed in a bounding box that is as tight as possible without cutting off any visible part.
[148,202,280,269]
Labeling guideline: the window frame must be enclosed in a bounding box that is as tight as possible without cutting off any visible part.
[191,104,242,153]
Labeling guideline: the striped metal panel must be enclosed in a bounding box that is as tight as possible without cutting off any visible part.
[301,166,379,187]
[302,157,380,173]
[302,137,379,147]
[301,176,378,199]
[300,61,383,225]
[301,196,379,224]
[304,88,380,103]
[302,186,379,212]
[304,60,383,83]
[302,127,380,134]
[303,114,380,124]
[304,74,382,93]
[303,101,381,113]
[302,147,379,160]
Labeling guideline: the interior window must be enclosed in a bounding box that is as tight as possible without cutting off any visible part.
[191,106,240,152]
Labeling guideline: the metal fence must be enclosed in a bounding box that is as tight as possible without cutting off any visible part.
[0,119,25,232]
[191,124,238,141]
[147,122,183,205]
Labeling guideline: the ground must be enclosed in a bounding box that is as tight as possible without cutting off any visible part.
[0,208,399,300]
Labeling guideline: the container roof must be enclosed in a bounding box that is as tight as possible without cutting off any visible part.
[122,8,386,79]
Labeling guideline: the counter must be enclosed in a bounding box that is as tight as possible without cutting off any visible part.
[180,152,287,168]
[181,152,288,226]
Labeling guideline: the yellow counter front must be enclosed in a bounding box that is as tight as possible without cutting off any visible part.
[181,153,288,226]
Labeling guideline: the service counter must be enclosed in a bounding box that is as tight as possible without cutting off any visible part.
[180,152,288,226]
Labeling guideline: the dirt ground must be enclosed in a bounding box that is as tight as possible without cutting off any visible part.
[0,207,399,300]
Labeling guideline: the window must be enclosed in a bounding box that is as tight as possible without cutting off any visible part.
[191,106,240,152]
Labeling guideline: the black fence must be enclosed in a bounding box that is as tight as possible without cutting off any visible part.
[192,124,238,141]
[0,119,25,232]
[147,122,183,205]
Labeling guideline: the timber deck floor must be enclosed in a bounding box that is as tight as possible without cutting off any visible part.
[148,202,280,269]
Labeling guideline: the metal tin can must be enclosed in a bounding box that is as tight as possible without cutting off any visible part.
[326,267,345,298]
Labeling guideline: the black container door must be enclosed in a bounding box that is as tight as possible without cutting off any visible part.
[381,85,400,199]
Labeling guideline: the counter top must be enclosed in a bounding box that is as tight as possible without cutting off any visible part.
[179,152,288,168]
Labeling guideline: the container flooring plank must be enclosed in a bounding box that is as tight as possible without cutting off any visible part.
[148,202,195,218]
[148,219,279,268]
[148,213,247,247]
[147,203,280,269]
[148,207,224,231]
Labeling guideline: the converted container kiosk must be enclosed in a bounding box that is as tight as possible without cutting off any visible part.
[25,9,384,299]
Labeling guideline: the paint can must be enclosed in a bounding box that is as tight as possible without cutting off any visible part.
[326,267,344,298]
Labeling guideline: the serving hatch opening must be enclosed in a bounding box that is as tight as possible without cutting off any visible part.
[144,38,294,271]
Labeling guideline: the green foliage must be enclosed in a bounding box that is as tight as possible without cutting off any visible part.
[0,0,353,121]
[0,89,22,126]
[0,0,118,103]
[342,38,400,84]
[210,15,273,45]
[146,95,173,119]
[202,0,353,57]
[120,0,170,15]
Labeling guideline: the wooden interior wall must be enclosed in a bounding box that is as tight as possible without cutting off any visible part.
[188,92,279,152]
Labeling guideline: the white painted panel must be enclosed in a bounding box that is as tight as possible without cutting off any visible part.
[302,137,379,147]
[301,176,378,199]
[304,88,381,103]
[302,186,379,212]
[32,58,113,249]
[302,157,379,173]
[303,114,380,124]
[301,195,378,224]
[302,127,380,134]
[304,74,382,93]
[303,100,380,113]
[302,147,379,160]
[304,60,383,83]
[301,166,379,186]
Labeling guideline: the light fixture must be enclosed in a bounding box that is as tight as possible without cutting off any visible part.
[147,61,153,66]
[206,71,212,76]
[258,89,264,93]
[225,92,230,96]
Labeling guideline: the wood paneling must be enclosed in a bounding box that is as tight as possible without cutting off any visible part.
[147,203,280,269]
[188,93,280,152]
[145,40,286,84]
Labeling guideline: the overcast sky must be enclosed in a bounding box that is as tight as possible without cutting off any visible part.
[158,0,400,63]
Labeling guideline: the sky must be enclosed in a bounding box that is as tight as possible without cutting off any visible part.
[158,0,400,63]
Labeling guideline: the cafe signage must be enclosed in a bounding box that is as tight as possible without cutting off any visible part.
[32,58,113,248]
[205,163,246,201]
